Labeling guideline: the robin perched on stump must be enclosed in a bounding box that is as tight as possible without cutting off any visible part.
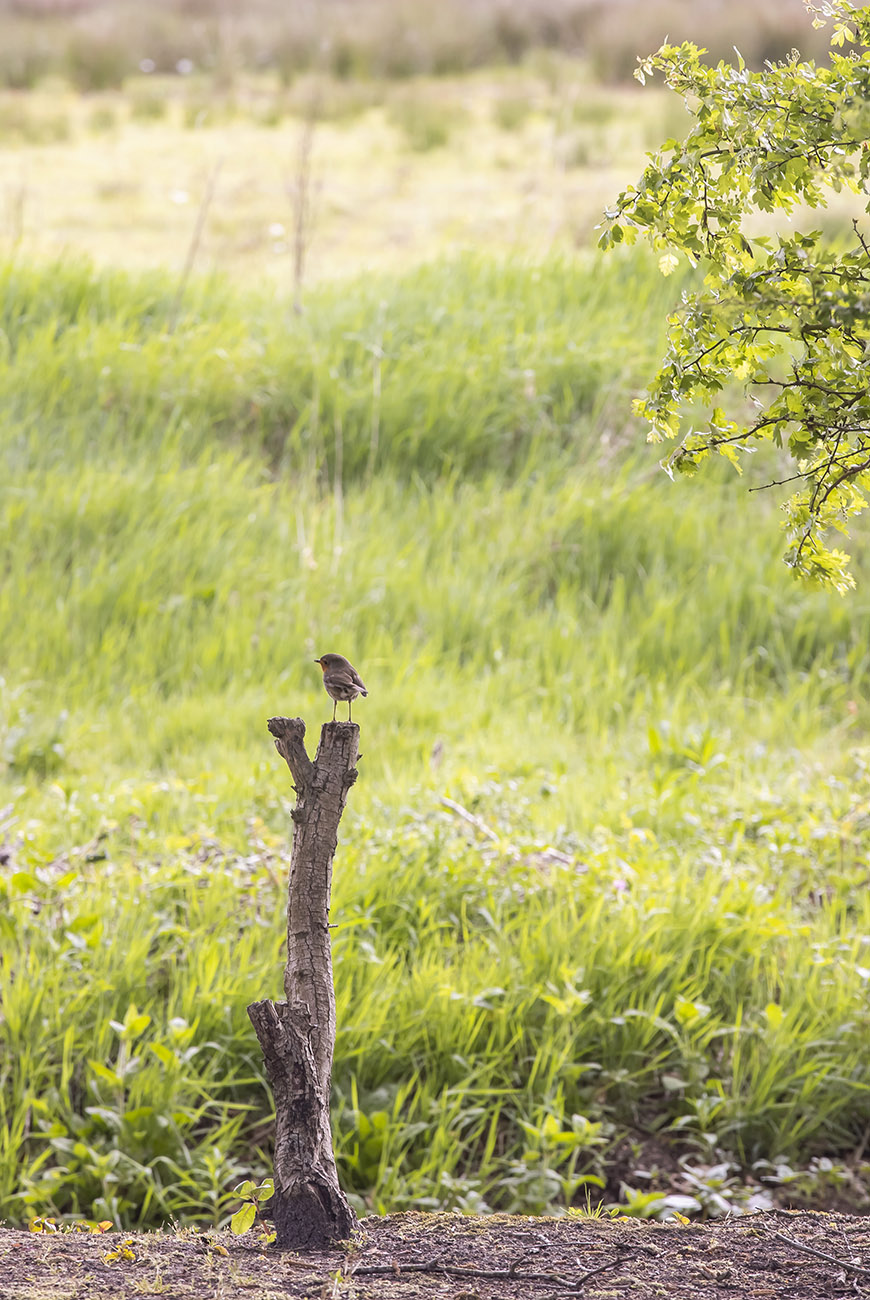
[315,653,368,722]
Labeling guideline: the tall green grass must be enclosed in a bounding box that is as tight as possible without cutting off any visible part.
[3,252,870,1228]
[0,251,678,481]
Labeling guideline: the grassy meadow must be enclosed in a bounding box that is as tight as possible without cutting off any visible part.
[3,1,870,1232]
[0,63,694,283]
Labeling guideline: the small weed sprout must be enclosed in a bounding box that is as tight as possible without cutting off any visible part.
[230,1179,275,1242]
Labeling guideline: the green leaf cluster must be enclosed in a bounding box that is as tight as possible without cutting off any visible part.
[229,1179,273,1239]
[603,2,870,590]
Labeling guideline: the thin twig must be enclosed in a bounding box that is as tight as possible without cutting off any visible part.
[282,0,326,313]
[7,166,27,248]
[291,79,320,314]
[352,1254,623,1291]
[365,304,386,481]
[332,411,344,573]
[852,218,870,261]
[169,157,222,331]
[749,441,870,493]
[771,1230,870,1277]
[574,1256,627,1286]
[440,796,498,842]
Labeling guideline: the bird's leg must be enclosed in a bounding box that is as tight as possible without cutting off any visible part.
[332,699,337,721]
[348,700,353,722]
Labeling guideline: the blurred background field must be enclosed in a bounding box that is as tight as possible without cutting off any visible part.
[0,0,847,282]
[0,64,690,281]
[0,0,834,92]
[3,0,870,1233]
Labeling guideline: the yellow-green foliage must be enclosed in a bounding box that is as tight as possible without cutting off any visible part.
[3,252,870,1228]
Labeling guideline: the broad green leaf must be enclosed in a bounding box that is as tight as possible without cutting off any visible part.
[230,1203,256,1235]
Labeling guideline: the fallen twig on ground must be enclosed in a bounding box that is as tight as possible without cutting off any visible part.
[771,1230,870,1278]
[351,1250,624,1290]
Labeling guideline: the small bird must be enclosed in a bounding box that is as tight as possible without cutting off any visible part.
[314,653,368,722]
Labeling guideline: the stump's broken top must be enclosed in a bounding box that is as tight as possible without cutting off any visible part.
[247,716,360,1250]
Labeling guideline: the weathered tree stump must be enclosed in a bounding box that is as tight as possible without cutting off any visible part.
[247,716,359,1250]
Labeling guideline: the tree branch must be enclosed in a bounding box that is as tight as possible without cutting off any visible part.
[771,1231,870,1278]
[267,715,314,793]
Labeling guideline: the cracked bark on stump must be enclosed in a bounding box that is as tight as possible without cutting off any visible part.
[247,716,359,1250]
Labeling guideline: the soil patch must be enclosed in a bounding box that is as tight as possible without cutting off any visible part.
[2,1209,869,1300]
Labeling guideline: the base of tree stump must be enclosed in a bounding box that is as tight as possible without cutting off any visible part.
[247,998,357,1249]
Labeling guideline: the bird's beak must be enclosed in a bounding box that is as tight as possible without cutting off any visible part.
[313,658,322,664]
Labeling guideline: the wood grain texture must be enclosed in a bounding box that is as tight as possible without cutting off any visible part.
[248,717,359,1249]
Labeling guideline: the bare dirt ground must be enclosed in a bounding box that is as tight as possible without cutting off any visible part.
[2,1209,870,1300]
